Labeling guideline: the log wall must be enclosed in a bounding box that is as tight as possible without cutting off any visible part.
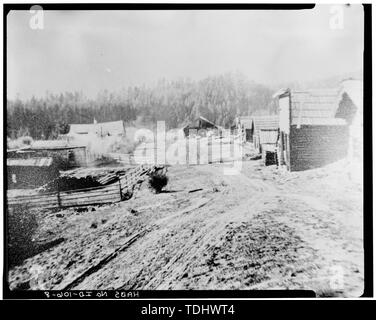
[289,125,349,171]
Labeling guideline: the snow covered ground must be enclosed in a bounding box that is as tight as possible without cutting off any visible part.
[8,158,363,297]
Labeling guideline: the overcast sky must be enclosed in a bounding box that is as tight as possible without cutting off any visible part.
[7,5,364,99]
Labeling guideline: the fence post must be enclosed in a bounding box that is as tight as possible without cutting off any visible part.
[57,181,62,208]
[220,137,223,163]
[118,176,122,201]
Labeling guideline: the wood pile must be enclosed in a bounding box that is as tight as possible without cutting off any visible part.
[97,172,121,185]
[8,164,159,210]
[39,168,128,193]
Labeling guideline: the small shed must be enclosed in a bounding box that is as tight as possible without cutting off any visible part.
[7,157,59,189]
[183,116,220,138]
[26,141,87,169]
[235,116,254,142]
[259,129,279,165]
[252,116,279,152]
[275,88,353,171]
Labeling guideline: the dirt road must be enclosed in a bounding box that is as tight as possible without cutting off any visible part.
[8,160,363,297]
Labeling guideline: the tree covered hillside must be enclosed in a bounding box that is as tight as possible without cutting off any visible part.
[7,73,275,140]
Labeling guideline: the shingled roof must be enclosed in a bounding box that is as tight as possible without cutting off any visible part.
[29,140,85,150]
[182,116,219,129]
[236,116,253,129]
[68,120,125,136]
[252,115,279,132]
[276,88,347,126]
[7,157,53,167]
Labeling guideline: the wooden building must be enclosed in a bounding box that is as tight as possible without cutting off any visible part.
[29,144,87,169]
[182,116,220,138]
[235,116,253,142]
[274,88,354,171]
[11,140,88,169]
[251,116,279,152]
[7,157,59,189]
[235,115,279,146]
[259,129,279,165]
[68,120,126,138]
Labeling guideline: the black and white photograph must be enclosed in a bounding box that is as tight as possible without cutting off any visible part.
[2,3,369,299]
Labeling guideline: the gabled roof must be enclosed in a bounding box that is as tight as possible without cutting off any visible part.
[236,116,253,129]
[69,123,93,135]
[183,116,219,129]
[7,157,54,167]
[253,115,279,131]
[291,88,340,116]
[198,116,218,128]
[272,88,290,99]
[68,120,125,136]
[29,140,85,150]
[96,120,125,135]
[275,88,347,126]
[7,147,30,153]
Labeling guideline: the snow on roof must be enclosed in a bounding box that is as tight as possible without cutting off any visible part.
[294,118,347,126]
[272,88,290,99]
[275,88,348,126]
[290,89,341,122]
[236,116,253,129]
[183,116,219,129]
[68,120,125,136]
[7,157,53,167]
[29,140,85,150]
[68,123,94,135]
[253,115,279,131]
[198,116,218,127]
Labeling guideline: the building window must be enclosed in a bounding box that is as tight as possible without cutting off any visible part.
[12,174,17,184]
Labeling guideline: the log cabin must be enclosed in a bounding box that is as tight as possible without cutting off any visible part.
[274,87,359,171]
[182,116,220,138]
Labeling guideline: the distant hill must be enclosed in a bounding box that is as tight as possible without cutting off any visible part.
[7,72,275,139]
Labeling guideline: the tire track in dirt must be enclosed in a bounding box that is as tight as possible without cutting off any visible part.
[70,162,361,294]
[136,164,285,289]
[115,163,292,289]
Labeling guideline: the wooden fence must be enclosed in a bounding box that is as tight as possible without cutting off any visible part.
[7,164,155,210]
[107,137,244,166]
